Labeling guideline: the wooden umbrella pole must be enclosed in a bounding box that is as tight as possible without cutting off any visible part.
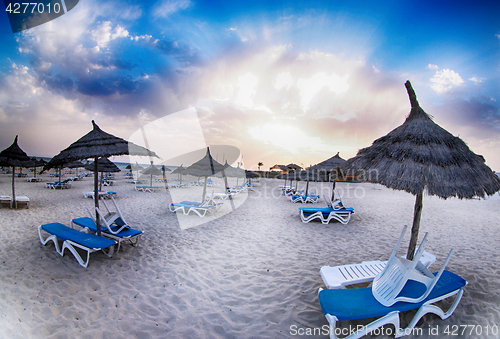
[331,181,336,202]
[202,176,207,203]
[11,166,16,209]
[94,157,101,236]
[407,190,423,261]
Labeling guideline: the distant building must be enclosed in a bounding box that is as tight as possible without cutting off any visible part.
[269,163,303,174]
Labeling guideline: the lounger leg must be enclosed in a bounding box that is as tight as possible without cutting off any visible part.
[61,240,91,268]
[38,225,62,254]
[325,312,401,339]
[400,288,464,338]
[129,235,141,247]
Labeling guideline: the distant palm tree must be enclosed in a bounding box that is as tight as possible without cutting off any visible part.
[258,162,263,171]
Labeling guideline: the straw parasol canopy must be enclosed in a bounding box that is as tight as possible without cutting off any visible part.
[342,81,500,259]
[309,152,346,172]
[44,120,158,235]
[183,147,225,202]
[171,164,186,184]
[84,157,120,173]
[0,136,35,208]
[217,161,245,187]
[141,163,163,187]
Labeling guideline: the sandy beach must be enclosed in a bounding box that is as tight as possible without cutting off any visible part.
[0,171,499,339]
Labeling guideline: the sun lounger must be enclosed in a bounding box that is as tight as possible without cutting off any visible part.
[299,195,354,224]
[320,250,437,289]
[206,192,232,201]
[283,188,303,196]
[38,222,116,268]
[45,179,72,189]
[169,200,221,217]
[167,183,188,188]
[71,215,142,253]
[299,206,354,224]
[0,195,29,208]
[83,191,117,199]
[26,177,42,182]
[135,185,161,193]
[226,186,246,195]
[318,270,467,339]
[291,194,320,203]
[318,226,464,338]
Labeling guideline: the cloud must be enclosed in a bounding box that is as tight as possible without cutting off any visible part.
[427,64,439,71]
[153,0,191,18]
[192,45,410,166]
[430,69,464,93]
[92,21,129,48]
[469,76,484,83]
[296,72,349,110]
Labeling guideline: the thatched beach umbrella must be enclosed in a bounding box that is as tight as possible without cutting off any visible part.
[31,157,46,178]
[127,162,144,179]
[217,161,245,187]
[44,120,158,236]
[183,147,225,202]
[141,163,163,187]
[309,152,346,172]
[342,81,500,260]
[245,170,259,183]
[0,136,35,208]
[171,165,186,184]
[310,152,346,200]
[84,157,120,191]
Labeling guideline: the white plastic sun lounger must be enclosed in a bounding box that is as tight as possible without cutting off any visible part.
[38,222,116,268]
[169,200,221,217]
[321,226,436,289]
[291,194,320,203]
[320,251,436,289]
[0,195,29,208]
[83,191,117,199]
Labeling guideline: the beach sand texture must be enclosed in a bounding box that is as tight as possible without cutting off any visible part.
[0,171,499,338]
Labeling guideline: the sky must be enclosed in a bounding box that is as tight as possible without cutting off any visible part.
[0,0,499,171]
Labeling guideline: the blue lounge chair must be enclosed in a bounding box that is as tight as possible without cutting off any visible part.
[283,188,303,196]
[318,271,467,339]
[45,179,72,189]
[169,200,221,217]
[318,226,466,338]
[299,195,354,224]
[38,222,116,268]
[71,216,142,253]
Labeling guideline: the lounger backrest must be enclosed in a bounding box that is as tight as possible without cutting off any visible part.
[372,226,429,307]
